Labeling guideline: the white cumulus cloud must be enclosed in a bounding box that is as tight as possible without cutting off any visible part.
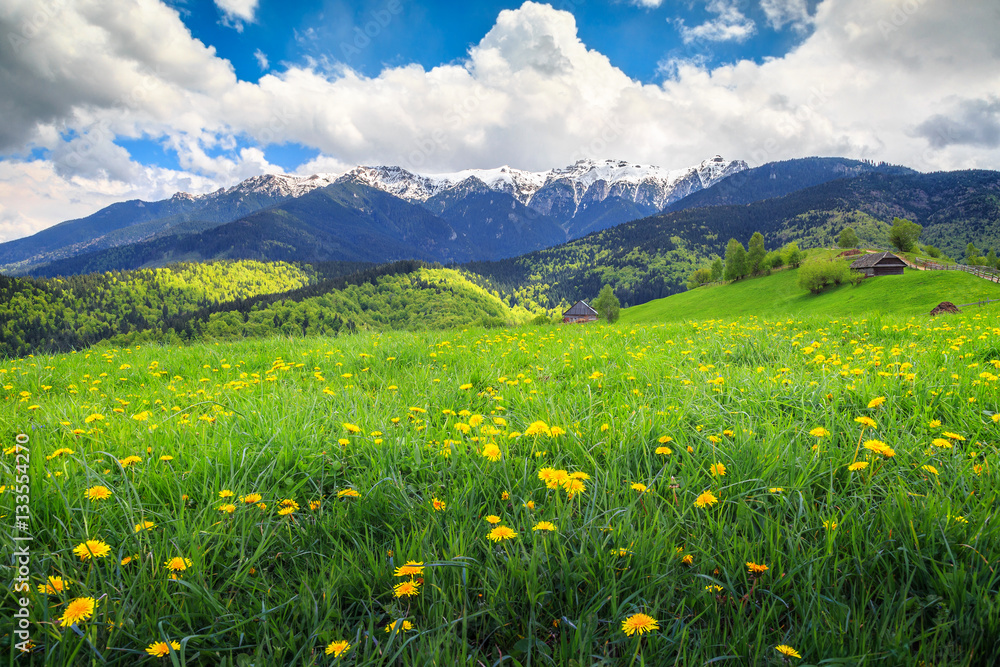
[0,0,999,241]
[675,0,756,44]
[760,0,813,31]
[215,0,258,23]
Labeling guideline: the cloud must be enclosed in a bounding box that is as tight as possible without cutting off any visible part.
[253,48,269,71]
[1,0,1000,240]
[675,0,756,44]
[914,98,1000,150]
[215,0,258,27]
[627,0,665,7]
[760,0,813,31]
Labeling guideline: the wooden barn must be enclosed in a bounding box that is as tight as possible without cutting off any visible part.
[563,301,598,323]
[850,251,907,277]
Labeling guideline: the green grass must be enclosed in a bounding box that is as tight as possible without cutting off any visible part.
[624,263,1000,324]
[2,312,1000,665]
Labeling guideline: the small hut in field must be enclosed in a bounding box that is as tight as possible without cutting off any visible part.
[850,251,907,277]
[563,301,598,323]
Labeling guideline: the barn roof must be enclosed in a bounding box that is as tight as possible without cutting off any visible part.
[564,300,598,316]
[850,251,906,269]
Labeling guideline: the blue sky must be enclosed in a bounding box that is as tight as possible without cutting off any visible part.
[142,0,817,174]
[1,0,998,239]
[176,1,814,84]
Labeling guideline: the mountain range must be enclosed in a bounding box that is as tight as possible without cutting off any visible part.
[0,156,746,275]
[3,155,999,309]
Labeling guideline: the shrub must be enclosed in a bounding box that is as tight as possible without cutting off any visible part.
[798,260,850,294]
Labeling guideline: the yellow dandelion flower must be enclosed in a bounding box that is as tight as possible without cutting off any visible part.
[921,465,939,476]
[384,619,415,633]
[863,440,895,457]
[84,413,105,424]
[484,515,501,524]
[854,416,877,428]
[658,435,673,443]
[337,489,360,498]
[929,419,942,428]
[681,554,694,565]
[931,438,953,449]
[159,455,174,462]
[942,431,965,441]
[59,597,96,627]
[277,506,295,516]
[867,397,886,409]
[768,487,784,493]
[694,491,718,508]
[73,539,111,560]
[710,463,726,477]
[621,613,659,637]
[134,521,156,532]
[38,576,68,595]
[823,519,838,530]
[164,557,192,572]
[631,482,649,493]
[524,420,551,437]
[118,455,141,467]
[488,525,518,542]
[746,561,769,574]
[279,499,299,510]
[523,500,535,509]
[394,561,424,577]
[809,427,830,437]
[145,641,181,657]
[218,489,234,498]
[432,497,446,511]
[343,423,361,434]
[561,478,586,498]
[533,521,557,532]
[655,446,673,455]
[848,461,869,471]
[240,493,262,504]
[481,443,502,462]
[393,579,421,597]
[775,644,801,659]
[324,639,351,657]
[86,486,112,501]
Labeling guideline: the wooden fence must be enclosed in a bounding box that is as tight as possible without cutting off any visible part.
[911,257,1000,283]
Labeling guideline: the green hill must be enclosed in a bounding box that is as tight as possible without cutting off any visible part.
[622,264,1000,324]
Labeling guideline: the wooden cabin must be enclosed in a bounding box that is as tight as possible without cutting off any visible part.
[563,300,598,323]
[850,251,907,277]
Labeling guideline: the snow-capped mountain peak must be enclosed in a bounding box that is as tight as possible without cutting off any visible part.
[335,156,747,214]
[172,172,339,203]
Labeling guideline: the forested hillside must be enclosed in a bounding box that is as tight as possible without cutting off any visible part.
[0,260,366,357]
[0,260,522,358]
[152,266,518,345]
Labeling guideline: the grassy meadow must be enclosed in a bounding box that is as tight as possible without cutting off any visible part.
[624,264,1000,325]
[3,309,1000,665]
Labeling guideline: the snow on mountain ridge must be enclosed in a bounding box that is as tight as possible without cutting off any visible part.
[340,156,748,211]
[171,172,339,203]
[168,156,747,217]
